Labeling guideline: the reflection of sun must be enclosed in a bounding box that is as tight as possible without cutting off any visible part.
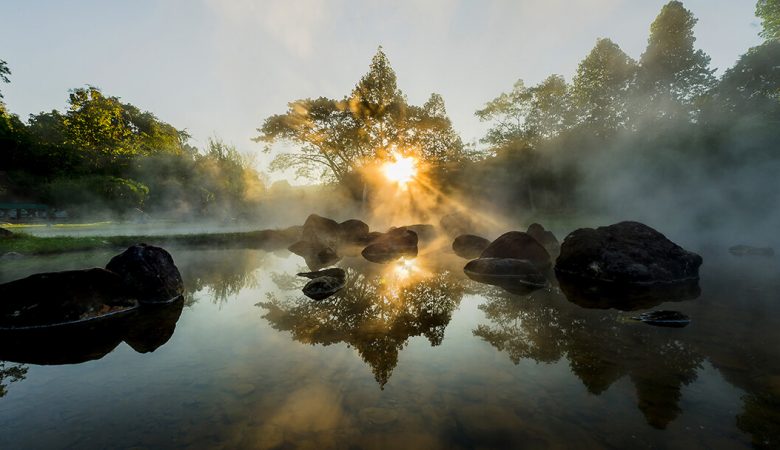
[394,258,416,280]
[381,152,418,187]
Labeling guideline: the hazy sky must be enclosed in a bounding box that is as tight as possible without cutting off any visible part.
[1,0,763,181]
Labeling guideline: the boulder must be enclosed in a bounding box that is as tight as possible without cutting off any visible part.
[361,227,418,264]
[555,221,702,284]
[0,268,138,329]
[339,219,370,245]
[105,244,184,303]
[463,258,548,291]
[480,231,551,270]
[452,234,490,259]
[0,227,12,238]
[527,223,560,257]
[302,274,346,300]
[302,214,342,249]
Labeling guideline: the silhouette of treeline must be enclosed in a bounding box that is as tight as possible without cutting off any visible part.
[456,1,780,227]
[0,84,264,219]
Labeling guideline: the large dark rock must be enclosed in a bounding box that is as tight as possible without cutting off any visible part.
[464,258,548,294]
[555,221,702,284]
[527,223,560,257]
[361,227,418,264]
[452,234,490,259]
[0,227,12,238]
[0,268,138,329]
[339,219,370,245]
[300,268,347,301]
[302,214,342,249]
[106,244,184,303]
[480,231,552,270]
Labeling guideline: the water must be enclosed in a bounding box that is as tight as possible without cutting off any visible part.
[0,246,778,449]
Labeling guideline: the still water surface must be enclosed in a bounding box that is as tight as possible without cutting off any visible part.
[0,246,778,449]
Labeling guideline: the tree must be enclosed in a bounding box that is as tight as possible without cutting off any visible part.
[256,47,467,183]
[572,38,637,137]
[475,75,573,151]
[716,41,780,116]
[757,0,780,41]
[0,60,10,110]
[634,1,715,120]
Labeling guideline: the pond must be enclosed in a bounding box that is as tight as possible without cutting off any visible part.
[0,244,778,449]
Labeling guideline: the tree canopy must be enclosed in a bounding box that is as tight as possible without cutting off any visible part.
[256,47,466,183]
[757,0,780,40]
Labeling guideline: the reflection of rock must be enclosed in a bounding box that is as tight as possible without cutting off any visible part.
[288,240,341,270]
[729,245,774,257]
[555,221,702,284]
[557,273,700,311]
[0,300,185,365]
[464,258,547,293]
[300,269,347,301]
[632,310,690,328]
[526,223,559,257]
[452,234,490,259]
[123,298,185,353]
[480,232,551,270]
[106,244,184,303]
[0,268,138,329]
[362,228,418,264]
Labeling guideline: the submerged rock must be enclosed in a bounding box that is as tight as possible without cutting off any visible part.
[464,257,548,292]
[106,244,184,303]
[555,221,702,284]
[632,310,691,328]
[0,268,139,329]
[527,223,560,257]
[729,245,775,257]
[361,227,418,264]
[302,276,346,300]
[480,231,552,270]
[452,234,491,259]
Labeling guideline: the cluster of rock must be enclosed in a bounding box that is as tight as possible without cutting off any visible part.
[0,244,183,330]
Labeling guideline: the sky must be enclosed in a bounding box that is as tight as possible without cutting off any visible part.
[1,0,763,182]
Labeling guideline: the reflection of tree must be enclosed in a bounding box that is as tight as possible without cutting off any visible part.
[258,267,464,388]
[474,288,702,429]
[0,362,27,398]
[178,250,265,306]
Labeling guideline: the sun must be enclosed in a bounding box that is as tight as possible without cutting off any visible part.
[381,152,418,187]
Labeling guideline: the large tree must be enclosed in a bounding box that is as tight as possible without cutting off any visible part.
[571,38,637,137]
[634,1,715,120]
[757,0,780,41]
[256,48,466,183]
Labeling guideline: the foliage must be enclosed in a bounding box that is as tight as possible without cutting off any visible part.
[257,47,468,183]
[757,0,780,40]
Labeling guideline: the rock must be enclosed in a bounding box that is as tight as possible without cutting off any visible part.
[0,227,12,238]
[527,223,560,257]
[729,245,774,257]
[339,219,370,245]
[632,310,691,328]
[480,231,552,270]
[302,275,346,300]
[361,227,418,264]
[464,257,548,292]
[452,234,490,259]
[440,212,478,237]
[0,268,138,329]
[555,221,702,284]
[105,244,184,303]
[297,268,346,280]
[301,214,342,249]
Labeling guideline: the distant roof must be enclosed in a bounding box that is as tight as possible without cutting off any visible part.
[0,203,49,209]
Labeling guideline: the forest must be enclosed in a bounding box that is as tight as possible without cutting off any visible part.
[1,1,778,237]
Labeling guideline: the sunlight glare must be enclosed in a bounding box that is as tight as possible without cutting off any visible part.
[381,153,418,187]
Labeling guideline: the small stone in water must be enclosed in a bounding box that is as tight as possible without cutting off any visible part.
[633,310,691,328]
